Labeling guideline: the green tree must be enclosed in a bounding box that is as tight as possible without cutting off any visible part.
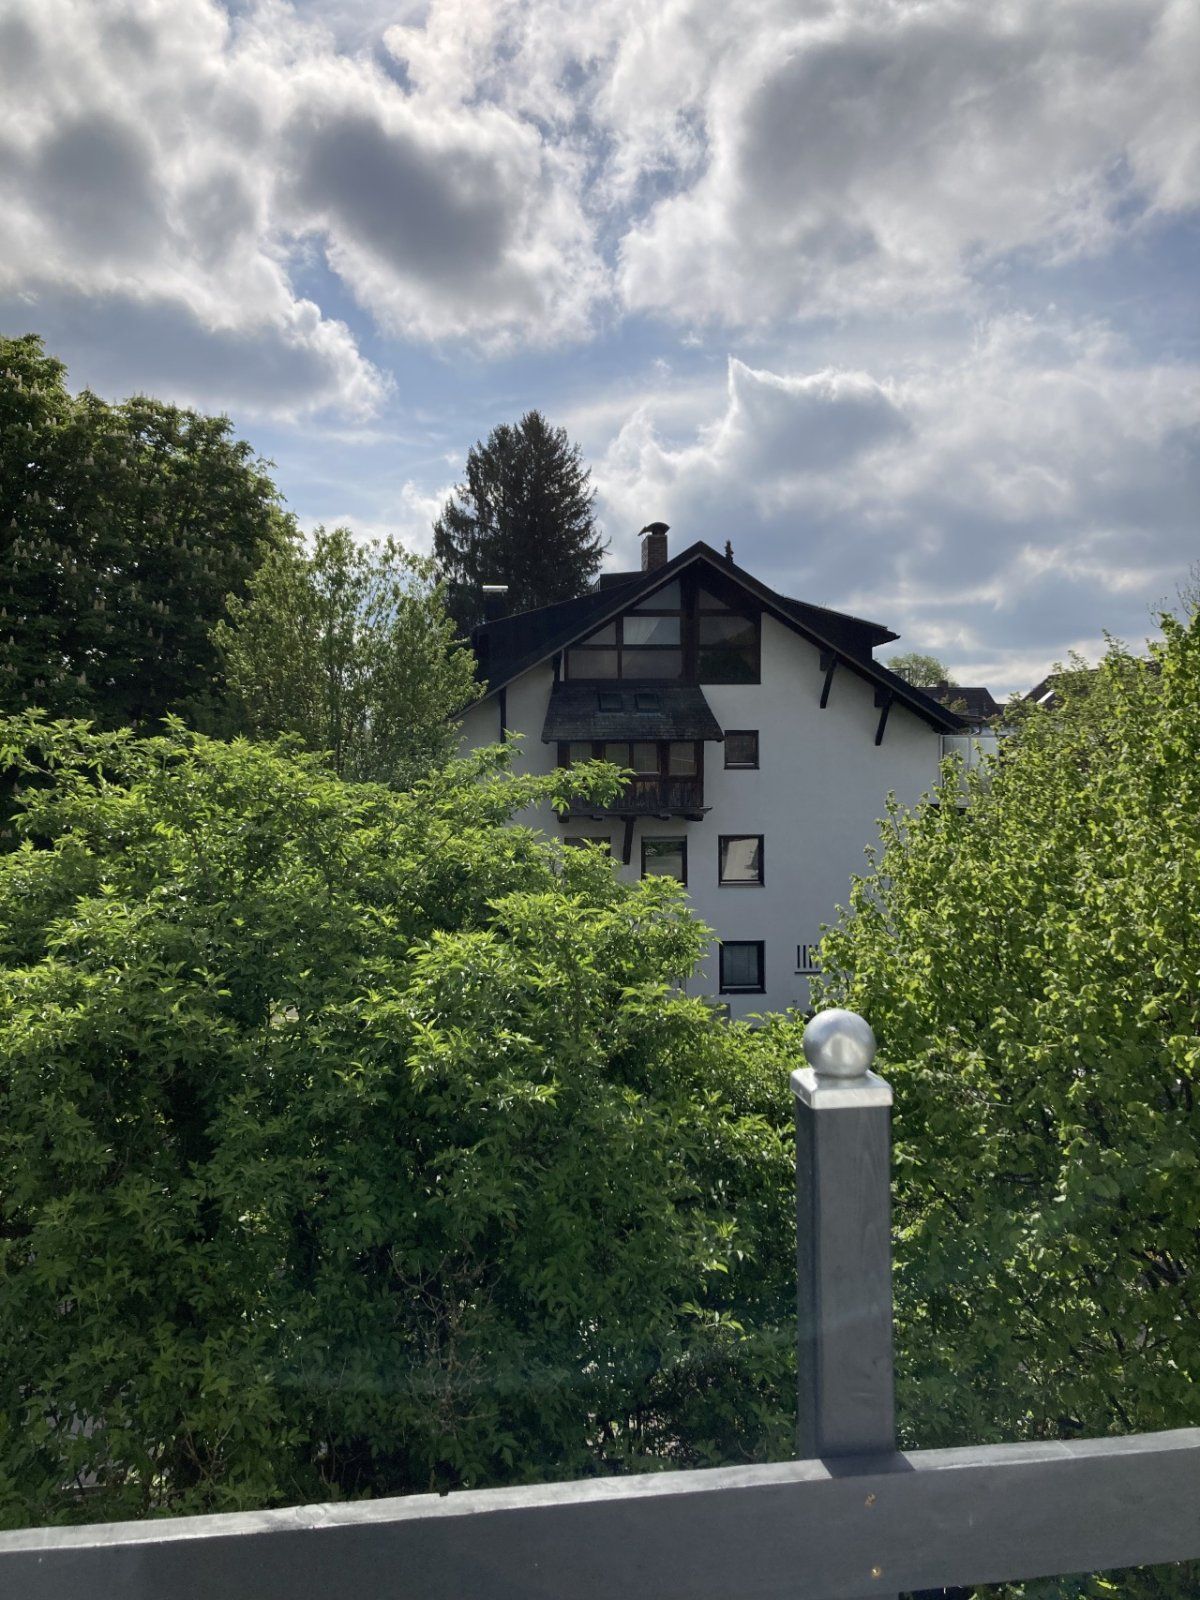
[0,333,293,732]
[433,410,606,631]
[0,716,794,1525]
[215,527,482,788]
[884,650,955,687]
[815,619,1200,1598]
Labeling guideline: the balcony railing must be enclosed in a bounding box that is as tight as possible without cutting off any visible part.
[593,775,705,816]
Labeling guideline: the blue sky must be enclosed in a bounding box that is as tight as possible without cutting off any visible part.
[1,0,1197,693]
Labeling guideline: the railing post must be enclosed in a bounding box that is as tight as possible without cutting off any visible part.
[793,1008,895,1460]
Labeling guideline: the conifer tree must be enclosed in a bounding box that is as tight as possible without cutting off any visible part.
[0,333,292,732]
[433,410,605,631]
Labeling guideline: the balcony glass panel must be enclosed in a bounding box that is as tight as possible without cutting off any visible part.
[632,742,659,773]
[603,743,631,766]
[667,742,697,776]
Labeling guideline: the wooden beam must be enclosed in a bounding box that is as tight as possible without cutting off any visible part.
[621,815,636,865]
[874,689,893,746]
[819,650,837,709]
[498,685,507,742]
[3,1429,1196,1600]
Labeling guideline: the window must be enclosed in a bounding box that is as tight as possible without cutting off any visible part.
[667,742,697,776]
[724,730,758,769]
[719,834,764,885]
[631,741,659,774]
[698,612,759,682]
[632,579,681,610]
[634,692,661,712]
[719,941,764,993]
[642,836,687,883]
[597,691,623,712]
[796,943,821,974]
[565,591,684,680]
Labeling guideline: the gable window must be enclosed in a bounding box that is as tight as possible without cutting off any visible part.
[719,940,765,994]
[719,834,764,886]
[642,836,687,883]
[724,730,759,769]
[565,589,684,681]
[697,586,759,683]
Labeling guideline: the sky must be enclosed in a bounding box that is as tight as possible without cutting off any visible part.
[1,0,1197,694]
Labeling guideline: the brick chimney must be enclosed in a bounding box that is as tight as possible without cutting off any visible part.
[639,521,669,572]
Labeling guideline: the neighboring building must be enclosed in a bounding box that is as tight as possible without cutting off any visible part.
[458,528,963,1017]
[925,682,1002,729]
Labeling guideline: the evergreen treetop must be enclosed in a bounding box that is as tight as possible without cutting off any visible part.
[433,409,606,631]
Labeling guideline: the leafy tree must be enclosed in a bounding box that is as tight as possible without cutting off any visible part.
[0,333,293,732]
[433,410,605,631]
[215,527,481,788]
[884,650,955,687]
[0,716,793,1525]
[816,618,1200,1598]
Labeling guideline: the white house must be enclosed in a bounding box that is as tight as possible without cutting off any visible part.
[457,527,963,1018]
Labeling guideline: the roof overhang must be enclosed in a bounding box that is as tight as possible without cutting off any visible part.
[474,542,962,735]
[541,683,725,744]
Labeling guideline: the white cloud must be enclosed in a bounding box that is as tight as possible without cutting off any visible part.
[595,319,1200,693]
[613,0,1200,326]
[0,0,608,412]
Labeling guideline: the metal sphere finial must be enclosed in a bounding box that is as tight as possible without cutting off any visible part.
[802,1008,876,1080]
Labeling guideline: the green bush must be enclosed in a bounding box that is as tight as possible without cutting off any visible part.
[0,717,794,1525]
[817,614,1200,1597]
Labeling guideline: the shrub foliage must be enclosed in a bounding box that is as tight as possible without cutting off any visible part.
[0,718,793,1525]
[818,616,1200,1459]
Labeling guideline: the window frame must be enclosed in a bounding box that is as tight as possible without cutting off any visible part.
[723,730,759,770]
[719,940,765,994]
[563,573,761,684]
[718,833,765,887]
[641,835,688,885]
[559,739,703,783]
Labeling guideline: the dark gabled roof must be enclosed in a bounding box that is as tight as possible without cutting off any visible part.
[541,684,724,744]
[926,683,1002,721]
[470,541,962,734]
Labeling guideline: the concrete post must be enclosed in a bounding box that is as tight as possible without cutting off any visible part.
[793,1007,897,1596]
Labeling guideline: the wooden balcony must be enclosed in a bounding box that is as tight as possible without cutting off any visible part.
[571,775,705,820]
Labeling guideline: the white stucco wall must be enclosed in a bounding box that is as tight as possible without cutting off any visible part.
[459,615,944,1018]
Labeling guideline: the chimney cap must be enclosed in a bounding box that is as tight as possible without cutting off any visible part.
[481,583,510,594]
[639,522,670,538]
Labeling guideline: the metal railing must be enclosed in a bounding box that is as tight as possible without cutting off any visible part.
[1,1011,1196,1598]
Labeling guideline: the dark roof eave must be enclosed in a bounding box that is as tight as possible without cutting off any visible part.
[472,541,959,733]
